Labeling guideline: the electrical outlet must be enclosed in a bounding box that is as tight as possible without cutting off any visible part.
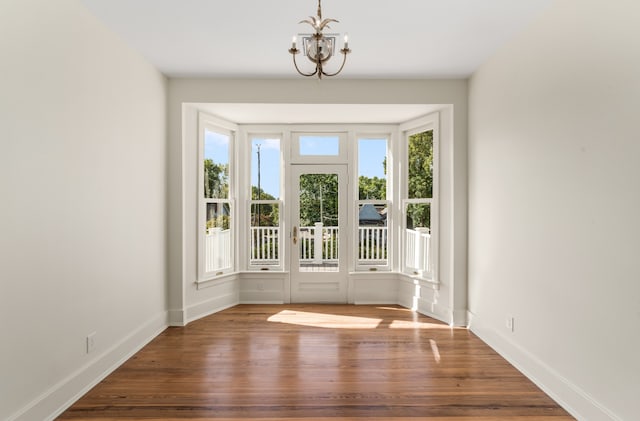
[506,316,515,332]
[86,332,96,354]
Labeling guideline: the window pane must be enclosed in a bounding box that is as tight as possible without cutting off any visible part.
[250,202,280,266]
[408,130,433,199]
[406,202,431,231]
[251,138,280,199]
[357,203,388,266]
[405,202,431,273]
[205,202,232,272]
[204,130,230,199]
[298,173,339,272]
[358,138,387,200]
[299,135,339,156]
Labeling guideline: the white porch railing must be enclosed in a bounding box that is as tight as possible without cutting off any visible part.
[299,223,339,263]
[405,227,431,274]
[250,226,280,265]
[249,224,391,266]
[358,226,388,264]
[212,225,430,272]
[205,227,231,272]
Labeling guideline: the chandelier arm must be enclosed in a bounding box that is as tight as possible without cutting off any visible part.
[320,49,350,77]
[291,51,319,77]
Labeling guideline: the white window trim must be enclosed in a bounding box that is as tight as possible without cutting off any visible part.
[244,132,285,272]
[247,199,284,271]
[197,113,236,281]
[354,199,392,272]
[353,133,393,272]
[400,113,440,283]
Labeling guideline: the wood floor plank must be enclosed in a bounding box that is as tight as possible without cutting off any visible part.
[57,304,574,420]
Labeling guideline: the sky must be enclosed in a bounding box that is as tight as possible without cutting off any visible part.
[205,131,387,199]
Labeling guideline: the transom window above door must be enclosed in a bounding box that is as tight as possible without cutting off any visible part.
[291,132,348,163]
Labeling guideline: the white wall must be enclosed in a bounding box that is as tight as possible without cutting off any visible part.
[167,79,468,326]
[468,1,640,419]
[0,1,167,420]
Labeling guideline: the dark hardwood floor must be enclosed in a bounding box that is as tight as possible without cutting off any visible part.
[58,304,574,420]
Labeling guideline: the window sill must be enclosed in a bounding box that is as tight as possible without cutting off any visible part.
[196,272,238,290]
[398,273,440,290]
[241,270,289,276]
[349,270,392,276]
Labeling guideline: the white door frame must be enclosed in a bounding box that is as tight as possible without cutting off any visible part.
[289,164,349,303]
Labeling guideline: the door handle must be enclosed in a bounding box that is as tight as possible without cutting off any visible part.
[292,226,298,245]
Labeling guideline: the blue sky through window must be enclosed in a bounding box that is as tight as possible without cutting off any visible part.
[252,138,281,199]
[204,130,229,164]
[358,138,387,179]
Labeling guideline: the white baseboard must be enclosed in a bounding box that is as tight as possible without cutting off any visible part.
[185,292,239,324]
[239,300,285,304]
[9,311,168,421]
[469,312,621,421]
[353,300,396,305]
[168,308,185,326]
[451,308,468,326]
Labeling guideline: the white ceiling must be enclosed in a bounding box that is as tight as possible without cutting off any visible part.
[81,0,553,79]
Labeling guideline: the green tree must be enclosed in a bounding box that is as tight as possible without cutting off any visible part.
[251,186,276,201]
[407,130,433,227]
[206,203,230,230]
[251,187,279,227]
[298,174,338,226]
[358,176,386,200]
[204,159,229,199]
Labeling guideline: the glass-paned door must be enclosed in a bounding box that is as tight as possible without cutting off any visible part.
[290,165,348,303]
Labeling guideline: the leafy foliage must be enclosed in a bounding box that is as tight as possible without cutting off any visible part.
[206,203,231,231]
[408,130,433,199]
[251,187,279,227]
[407,130,433,228]
[358,176,386,200]
[204,159,229,199]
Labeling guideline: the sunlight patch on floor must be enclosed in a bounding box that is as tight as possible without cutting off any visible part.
[430,339,442,363]
[268,310,383,329]
[388,319,452,330]
[375,306,413,312]
[267,309,451,330]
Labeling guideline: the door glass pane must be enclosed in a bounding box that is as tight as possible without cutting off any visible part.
[298,173,339,272]
[205,202,232,272]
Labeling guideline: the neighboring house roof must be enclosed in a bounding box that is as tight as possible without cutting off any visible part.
[359,203,382,222]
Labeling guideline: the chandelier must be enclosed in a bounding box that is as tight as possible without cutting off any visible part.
[288,0,351,79]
